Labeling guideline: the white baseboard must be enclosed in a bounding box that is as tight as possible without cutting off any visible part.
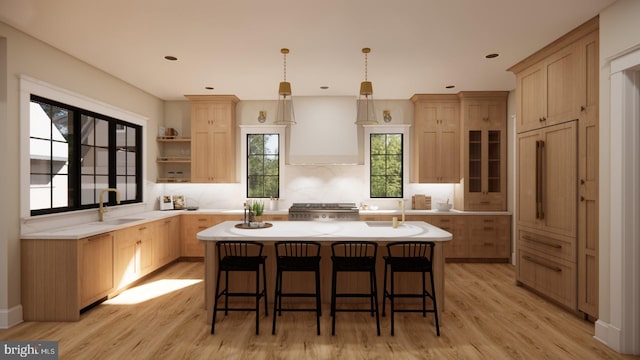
[595,319,621,353]
[0,305,23,329]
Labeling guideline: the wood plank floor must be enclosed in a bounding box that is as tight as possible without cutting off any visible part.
[1,261,636,359]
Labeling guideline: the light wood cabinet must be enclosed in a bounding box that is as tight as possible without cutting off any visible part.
[454,92,508,211]
[153,217,180,266]
[114,223,154,291]
[186,95,239,183]
[22,234,114,321]
[181,214,241,257]
[511,17,598,316]
[406,214,509,261]
[78,233,114,309]
[411,94,460,183]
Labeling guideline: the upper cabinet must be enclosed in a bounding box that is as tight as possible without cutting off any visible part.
[186,95,239,183]
[510,17,599,134]
[411,94,460,183]
[454,92,508,211]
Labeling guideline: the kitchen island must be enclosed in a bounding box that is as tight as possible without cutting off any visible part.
[197,220,452,322]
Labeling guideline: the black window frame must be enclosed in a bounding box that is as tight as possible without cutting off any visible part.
[246,133,280,199]
[370,133,404,198]
[29,94,143,216]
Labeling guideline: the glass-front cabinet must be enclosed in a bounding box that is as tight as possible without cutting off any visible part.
[454,92,508,211]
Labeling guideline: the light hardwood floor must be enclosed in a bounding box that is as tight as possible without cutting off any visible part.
[1,261,636,359]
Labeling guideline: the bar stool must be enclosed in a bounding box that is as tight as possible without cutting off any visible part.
[271,241,322,335]
[330,241,380,336]
[382,241,440,336]
[211,241,268,335]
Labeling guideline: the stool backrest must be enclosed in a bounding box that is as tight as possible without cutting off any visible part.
[331,241,378,258]
[386,241,434,259]
[275,241,321,257]
[216,241,264,260]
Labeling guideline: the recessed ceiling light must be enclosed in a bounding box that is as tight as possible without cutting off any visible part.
[205,86,214,90]
[320,86,329,90]
[485,53,499,59]
[164,55,178,61]
[445,85,455,89]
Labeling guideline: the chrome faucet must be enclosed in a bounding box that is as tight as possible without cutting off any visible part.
[99,188,121,221]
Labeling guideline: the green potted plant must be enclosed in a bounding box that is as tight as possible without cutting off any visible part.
[251,200,264,223]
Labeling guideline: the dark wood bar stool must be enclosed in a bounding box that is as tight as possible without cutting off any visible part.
[382,241,440,336]
[211,241,268,335]
[271,241,322,335]
[330,241,380,336]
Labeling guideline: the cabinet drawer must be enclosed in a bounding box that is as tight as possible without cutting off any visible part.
[517,249,576,309]
[518,228,575,262]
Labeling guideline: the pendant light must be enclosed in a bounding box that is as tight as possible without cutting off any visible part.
[275,48,295,125]
[356,47,377,124]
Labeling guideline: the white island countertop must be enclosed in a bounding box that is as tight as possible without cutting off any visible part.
[197,220,452,242]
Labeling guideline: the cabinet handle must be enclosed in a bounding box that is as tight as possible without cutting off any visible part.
[542,116,547,121]
[580,179,585,185]
[535,140,545,220]
[580,196,585,202]
[483,219,494,223]
[197,219,208,222]
[139,226,147,230]
[522,235,562,249]
[440,219,450,222]
[483,227,494,231]
[523,255,562,272]
[581,106,586,112]
[480,201,490,204]
[87,234,107,242]
[440,226,450,231]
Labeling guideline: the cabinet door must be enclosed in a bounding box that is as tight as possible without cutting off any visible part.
[467,216,510,259]
[153,219,174,267]
[137,224,154,276]
[545,44,581,125]
[577,31,599,318]
[517,61,546,133]
[181,215,212,257]
[78,233,114,308]
[114,226,138,290]
[541,121,577,237]
[516,130,542,229]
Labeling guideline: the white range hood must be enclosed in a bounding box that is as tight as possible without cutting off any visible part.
[286,96,364,165]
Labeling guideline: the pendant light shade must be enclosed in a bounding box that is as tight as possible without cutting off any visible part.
[356,47,377,125]
[275,48,295,125]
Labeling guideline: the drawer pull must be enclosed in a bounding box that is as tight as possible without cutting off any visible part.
[440,219,450,223]
[197,219,208,222]
[483,219,495,223]
[523,255,562,272]
[522,235,562,249]
[440,226,450,231]
[483,227,494,231]
[480,201,490,204]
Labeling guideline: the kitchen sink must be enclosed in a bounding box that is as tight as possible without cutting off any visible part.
[101,217,145,225]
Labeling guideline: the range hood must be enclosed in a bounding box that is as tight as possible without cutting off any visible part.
[286,96,364,165]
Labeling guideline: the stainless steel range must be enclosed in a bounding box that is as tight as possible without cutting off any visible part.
[288,202,360,221]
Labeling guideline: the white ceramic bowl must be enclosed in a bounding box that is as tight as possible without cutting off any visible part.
[436,202,452,211]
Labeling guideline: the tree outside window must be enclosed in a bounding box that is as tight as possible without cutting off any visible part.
[370,133,403,198]
[247,134,279,198]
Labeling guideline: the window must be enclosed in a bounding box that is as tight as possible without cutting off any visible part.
[247,134,280,198]
[30,95,142,215]
[370,133,403,198]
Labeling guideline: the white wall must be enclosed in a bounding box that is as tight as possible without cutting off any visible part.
[0,22,165,328]
[597,0,640,353]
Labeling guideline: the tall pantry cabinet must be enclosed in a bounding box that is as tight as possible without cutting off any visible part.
[510,17,599,318]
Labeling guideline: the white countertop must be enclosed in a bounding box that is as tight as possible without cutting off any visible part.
[196,220,452,243]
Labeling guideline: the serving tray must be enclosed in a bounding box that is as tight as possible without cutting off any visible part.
[234,222,273,230]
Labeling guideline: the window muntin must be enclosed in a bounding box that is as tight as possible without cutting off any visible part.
[29,95,142,215]
[247,134,279,198]
[370,133,403,198]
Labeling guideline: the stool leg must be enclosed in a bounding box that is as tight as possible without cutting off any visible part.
[390,269,395,336]
[255,268,260,335]
[422,271,427,317]
[262,262,269,316]
[315,266,321,335]
[331,267,337,336]
[382,262,388,317]
[429,270,440,336]
[224,270,229,315]
[211,267,223,334]
[372,268,381,336]
[272,267,281,335]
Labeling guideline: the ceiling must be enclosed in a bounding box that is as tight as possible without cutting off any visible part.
[0,0,615,101]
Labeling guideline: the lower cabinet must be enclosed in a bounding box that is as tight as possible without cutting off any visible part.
[22,233,115,321]
[78,232,115,309]
[181,214,241,257]
[369,213,511,262]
